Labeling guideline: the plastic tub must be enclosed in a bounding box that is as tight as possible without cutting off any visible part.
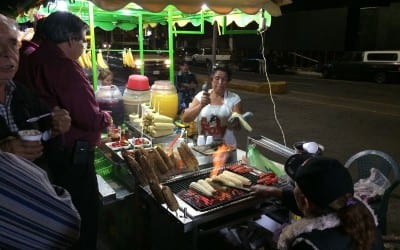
[123,75,151,117]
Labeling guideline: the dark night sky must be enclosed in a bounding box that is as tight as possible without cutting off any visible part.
[282,0,394,12]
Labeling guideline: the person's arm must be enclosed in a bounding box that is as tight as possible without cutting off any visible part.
[227,96,243,130]
[181,91,210,123]
[251,185,284,199]
[0,152,80,249]
[232,101,242,114]
[48,62,111,132]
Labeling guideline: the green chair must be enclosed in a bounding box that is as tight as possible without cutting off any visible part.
[345,150,400,235]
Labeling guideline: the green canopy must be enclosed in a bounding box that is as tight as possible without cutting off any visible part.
[19,0,272,31]
[17,0,278,88]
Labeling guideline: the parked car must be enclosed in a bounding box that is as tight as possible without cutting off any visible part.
[321,51,400,84]
[191,48,231,69]
[237,57,288,74]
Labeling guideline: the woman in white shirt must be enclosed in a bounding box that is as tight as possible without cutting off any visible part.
[181,66,242,147]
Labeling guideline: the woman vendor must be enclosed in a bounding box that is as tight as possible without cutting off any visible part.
[181,65,242,147]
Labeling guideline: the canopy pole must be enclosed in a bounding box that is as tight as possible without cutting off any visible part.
[211,21,218,72]
[88,1,98,89]
[138,14,144,75]
[168,7,174,83]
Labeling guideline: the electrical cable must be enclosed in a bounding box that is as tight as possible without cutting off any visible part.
[258,28,287,147]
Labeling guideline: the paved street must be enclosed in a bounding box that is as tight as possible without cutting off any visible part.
[231,72,400,164]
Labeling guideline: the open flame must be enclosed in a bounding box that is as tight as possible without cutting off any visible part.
[210,144,230,177]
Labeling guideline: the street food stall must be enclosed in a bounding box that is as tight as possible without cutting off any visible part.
[17,0,294,248]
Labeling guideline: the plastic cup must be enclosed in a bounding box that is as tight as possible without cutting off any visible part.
[205,135,213,145]
[197,135,205,146]
[18,129,42,141]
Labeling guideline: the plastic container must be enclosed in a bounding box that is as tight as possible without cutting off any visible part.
[123,75,151,117]
[150,80,178,119]
[96,85,124,125]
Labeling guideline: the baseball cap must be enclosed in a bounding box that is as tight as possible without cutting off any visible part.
[285,155,354,209]
[284,153,314,179]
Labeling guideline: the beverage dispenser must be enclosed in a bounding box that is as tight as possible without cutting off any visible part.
[122,74,151,118]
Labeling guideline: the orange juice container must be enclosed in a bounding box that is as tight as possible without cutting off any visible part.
[150,80,178,119]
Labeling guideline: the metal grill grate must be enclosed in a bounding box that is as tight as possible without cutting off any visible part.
[164,161,260,212]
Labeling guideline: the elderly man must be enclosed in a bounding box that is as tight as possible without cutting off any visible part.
[0,14,70,162]
[0,14,79,249]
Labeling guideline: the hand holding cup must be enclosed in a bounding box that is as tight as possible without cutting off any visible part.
[8,129,44,161]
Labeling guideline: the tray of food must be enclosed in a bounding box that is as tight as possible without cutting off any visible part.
[128,137,152,149]
[105,141,131,151]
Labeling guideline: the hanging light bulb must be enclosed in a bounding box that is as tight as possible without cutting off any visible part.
[146,27,152,37]
[55,0,69,11]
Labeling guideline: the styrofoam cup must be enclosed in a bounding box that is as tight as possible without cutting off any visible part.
[18,129,42,141]
[197,135,205,146]
[206,135,213,145]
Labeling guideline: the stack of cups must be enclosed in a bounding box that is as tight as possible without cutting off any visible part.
[197,135,213,146]
[206,135,213,145]
[197,135,205,146]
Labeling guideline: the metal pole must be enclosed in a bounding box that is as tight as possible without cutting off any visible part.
[138,14,144,75]
[212,21,218,72]
[168,7,174,83]
[88,1,98,90]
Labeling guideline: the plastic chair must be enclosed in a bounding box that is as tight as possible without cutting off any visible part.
[345,150,400,235]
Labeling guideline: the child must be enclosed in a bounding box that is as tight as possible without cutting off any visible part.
[98,68,114,86]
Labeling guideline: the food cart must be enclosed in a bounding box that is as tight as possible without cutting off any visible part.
[94,114,297,249]
[17,0,294,248]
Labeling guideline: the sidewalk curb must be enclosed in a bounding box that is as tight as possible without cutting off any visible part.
[286,69,322,77]
[229,81,288,94]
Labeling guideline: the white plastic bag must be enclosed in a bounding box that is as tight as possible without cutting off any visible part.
[354,168,390,202]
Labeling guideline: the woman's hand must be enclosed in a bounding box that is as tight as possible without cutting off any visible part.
[200,91,210,107]
[227,117,241,130]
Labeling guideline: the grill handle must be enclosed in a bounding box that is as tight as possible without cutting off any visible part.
[247,135,295,158]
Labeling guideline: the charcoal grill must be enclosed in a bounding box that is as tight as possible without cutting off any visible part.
[152,161,291,225]
[136,139,294,249]
[137,162,291,250]
[164,163,259,212]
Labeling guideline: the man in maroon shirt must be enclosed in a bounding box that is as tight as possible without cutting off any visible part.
[26,11,112,250]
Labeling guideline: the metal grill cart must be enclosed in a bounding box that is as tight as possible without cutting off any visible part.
[132,135,296,250]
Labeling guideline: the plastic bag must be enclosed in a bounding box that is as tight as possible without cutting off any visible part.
[354,168,391,202]
[247,144,285,177]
